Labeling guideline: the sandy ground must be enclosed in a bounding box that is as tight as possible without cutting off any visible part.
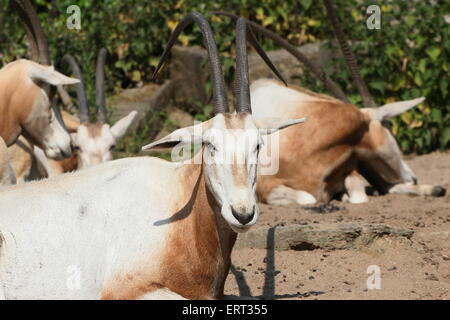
[224,152,450,300]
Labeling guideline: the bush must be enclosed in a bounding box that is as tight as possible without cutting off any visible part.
[0,0,448,153]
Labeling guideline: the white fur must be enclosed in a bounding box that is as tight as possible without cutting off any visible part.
[0,157,182,299]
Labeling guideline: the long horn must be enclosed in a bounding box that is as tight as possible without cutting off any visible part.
[235,18,252,113]
[11,0,51,65]
[152,12,229,114]
[95,48,107,123]
[323,0,376,108]
[10,1,39,60]
[215,12,349,103]
[246,23,287,86]
[60,55,89,123]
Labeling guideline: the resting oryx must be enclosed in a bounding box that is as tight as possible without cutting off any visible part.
[0,13,305,300]
[218,10,446,205]
[43,49,137,176]
[0,0,79,184]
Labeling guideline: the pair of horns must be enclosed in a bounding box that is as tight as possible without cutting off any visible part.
[153,12,285,114]
[60,49,108,124]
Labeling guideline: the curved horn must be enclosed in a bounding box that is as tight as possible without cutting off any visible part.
[323,0,376,108]
[215,12,349,103]
[60,55,89,123]
[95,48,107,123]
[11,1,39,60]
[12,0,50,65]
[246,23,287,86]
[153,12,229,114]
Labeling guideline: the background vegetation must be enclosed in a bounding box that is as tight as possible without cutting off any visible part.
[0,0,448,153]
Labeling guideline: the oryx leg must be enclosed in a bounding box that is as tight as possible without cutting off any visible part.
[266,185,317,205]
[342,171,368,204]
[389,183,446,197]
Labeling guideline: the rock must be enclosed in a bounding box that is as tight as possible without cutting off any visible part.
[169,46,210,110]
[109,81,174,130]
[167,107,195,128]
[235,223,414,251]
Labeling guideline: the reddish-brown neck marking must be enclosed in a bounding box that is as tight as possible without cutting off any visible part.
[101,160,237,300]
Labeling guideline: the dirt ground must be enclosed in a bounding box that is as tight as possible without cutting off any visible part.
[224,152,450,300]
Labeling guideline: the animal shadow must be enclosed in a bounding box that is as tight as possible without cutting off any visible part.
[229,227,325,300]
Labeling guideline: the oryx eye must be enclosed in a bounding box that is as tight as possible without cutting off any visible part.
[109,144,116,151]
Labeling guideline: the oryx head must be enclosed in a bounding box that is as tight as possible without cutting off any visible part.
[143,14,305,232]
[60,50,137,169]
[357,99,425,189]
[12,0,74,159]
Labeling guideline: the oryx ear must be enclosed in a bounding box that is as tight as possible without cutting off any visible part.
[255,117,306,135]
[111,111,138,139]
[28,64,80,86]
[371,97,425,121]
[142,121,209,151]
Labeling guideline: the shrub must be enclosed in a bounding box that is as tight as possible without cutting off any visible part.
[0,0,448,153]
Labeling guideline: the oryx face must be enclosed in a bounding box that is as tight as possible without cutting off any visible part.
[202,113,261,232]
[357,98,425,191]
[71,111,137,169]
[143,112,305,233]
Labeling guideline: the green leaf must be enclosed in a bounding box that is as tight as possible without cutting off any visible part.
[426,47,441,61]
[418,59,427,74]
[413,73,422,87]
[300,0,312,10]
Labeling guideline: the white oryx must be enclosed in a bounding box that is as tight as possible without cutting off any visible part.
[43,49,137,176]
[218,8,446,205]
[0,14,305,300]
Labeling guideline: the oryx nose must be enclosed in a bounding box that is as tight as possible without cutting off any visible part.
[231,206,255,225]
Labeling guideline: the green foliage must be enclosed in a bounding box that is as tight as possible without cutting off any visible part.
[320,0,450,153]
[0,0,448,153]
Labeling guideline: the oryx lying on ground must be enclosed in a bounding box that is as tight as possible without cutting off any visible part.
[0,13,304,300]
[218,9,446,205]
[44,49,137,176]
[0,0,79,184]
